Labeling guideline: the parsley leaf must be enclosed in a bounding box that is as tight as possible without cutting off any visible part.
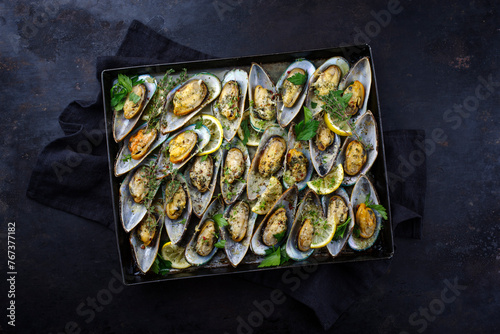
[367,204,388,220]
[151,254,171,275]
[333,217,351,240]
[353,225,360,238]
[241,119,250,146]
[259,247,281,267]
[273,231,286,243]
[213,214,229,228]
[287,72,307,85]
[215,240,226,249]
[118,73,132,92]
[364,194,388,220]
[258,245,290,268]
[128,92,141,104]
[294,107,319,141]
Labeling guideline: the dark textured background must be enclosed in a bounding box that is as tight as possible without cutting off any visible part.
[1,0,499,333]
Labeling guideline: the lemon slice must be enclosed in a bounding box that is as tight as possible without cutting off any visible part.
[306,163,344,195]
[161,242,191,269]
[324,111,353,136]
[189,114,223,155]
[237,116,260,146]
[310,215,336,248]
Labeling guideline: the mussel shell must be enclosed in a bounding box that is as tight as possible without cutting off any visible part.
[250,185,298,255]
[276,60,316,127]
[160,73,221,134]
[155,124,211,179]
[309,115,341,177]
[305,57,350,116]
[220,137,251,205]
[213,69,248,141]
[115,123,169,177]
[163,173,193,244]
[283,122,313,191]
[338,57,372,121]
[348,174,382,251]
[185,199,225,266]
[247,125,287,201]
[129,209,163,274]
[336,111,379,186]
[184,148,223,218]
[322,187,355,257]
[220,197,257,267]
[113,74,157,142]
[248,63,278,132]
[120,158,161,232]
[286,189,322,261]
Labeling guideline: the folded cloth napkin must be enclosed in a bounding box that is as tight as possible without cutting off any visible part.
[27,20,425,330]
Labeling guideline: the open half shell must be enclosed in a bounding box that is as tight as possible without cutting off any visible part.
[248,63,278,132]
[348,175,382,251]
[220,137,251,205]
[119,158,161,233]
[129,199,164,273]
[160,73,221,134]
[246,125,287,201]
[213,69,248,141]
[220,195,257,267]
[322,187,355,257]
[185,199,225,266]
[184,148,223,218]
[113,74,157,142]
[162,173,193,244]
[336,110,379,186]
[286,189,322,261]
[114,123,169,176]
[282,122,313,191]
[276,60,316,127]
[155,124,211,179]
[250,185,298,255]
[338,57,372,121]
[305,57,350,116]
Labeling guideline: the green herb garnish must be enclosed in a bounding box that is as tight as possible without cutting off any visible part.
[110,74,144,111]
[333,217,351,240]
[364,194,388,220]
[287,72,307,86]
[194,120,204,129]
[215,240,226,249]
[294,106,319,141]
[258,244,290,268]
[241,118,250,146]
[213,213,229,228]
[122,154,132,162]
[151,254,171,275]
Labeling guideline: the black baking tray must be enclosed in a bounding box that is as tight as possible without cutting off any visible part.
[101,44,393,285]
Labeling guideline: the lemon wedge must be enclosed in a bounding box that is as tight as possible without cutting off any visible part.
[324,111,353,136]
[161,242,191,269]
[306,163,344,195]
[310,215,337,248]
[189,114,223,155]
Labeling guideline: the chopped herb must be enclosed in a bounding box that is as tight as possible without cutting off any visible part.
[311,101,317,109]
[178,218,186,224]
[273,231,286,242]
[287,72,307,85]
[194,120,204,129]
[122,154,132,162]
[201,155,208,162]
[215,240,226,249]
[353,225,360,238]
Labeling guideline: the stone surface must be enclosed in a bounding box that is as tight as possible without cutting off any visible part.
[1,0,499,333]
